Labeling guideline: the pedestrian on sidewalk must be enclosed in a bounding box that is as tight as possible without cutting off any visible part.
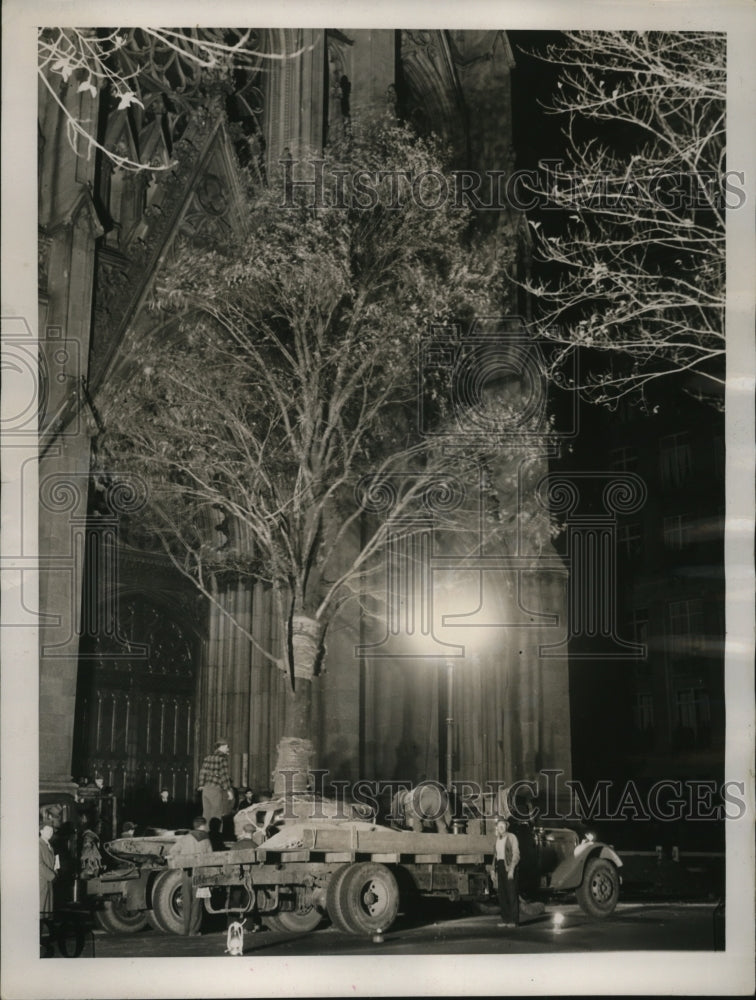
[493,817,520,928]
[39,823,57,915]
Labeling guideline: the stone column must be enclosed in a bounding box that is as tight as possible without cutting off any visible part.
[197,579,254,785]
[265,28,326,166]
[354,473,466,661]
[37,77,103,792]
[347,30,396,118]
[538,472,648,660]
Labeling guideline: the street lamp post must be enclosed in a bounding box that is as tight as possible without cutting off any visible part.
[445,658,454,791]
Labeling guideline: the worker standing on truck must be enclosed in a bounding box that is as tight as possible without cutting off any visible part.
[494,817,520,929]
[197,738,234,823]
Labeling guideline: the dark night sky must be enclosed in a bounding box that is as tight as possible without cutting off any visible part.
[506,31,694,436]
[508,31,567,174]
[506,32,608,446]
[507,33,726,825]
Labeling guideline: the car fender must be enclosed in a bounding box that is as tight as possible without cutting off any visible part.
[549,843,622,891]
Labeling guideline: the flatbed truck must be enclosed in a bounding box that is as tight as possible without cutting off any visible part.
[161,819,622,936]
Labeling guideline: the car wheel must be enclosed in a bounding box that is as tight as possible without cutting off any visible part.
[575,857,620,918]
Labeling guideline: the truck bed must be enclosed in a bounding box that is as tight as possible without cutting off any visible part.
[169,822,495,868]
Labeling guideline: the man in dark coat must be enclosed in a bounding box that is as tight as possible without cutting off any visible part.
[39,823,56,914]
[155,788,184,830]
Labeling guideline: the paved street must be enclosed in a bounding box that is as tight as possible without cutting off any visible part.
[86,901,722,959]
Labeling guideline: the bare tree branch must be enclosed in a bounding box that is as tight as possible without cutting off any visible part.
[517,31,726,408]
[38,27,309,171]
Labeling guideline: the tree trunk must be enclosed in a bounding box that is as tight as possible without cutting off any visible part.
[271,614,323,795]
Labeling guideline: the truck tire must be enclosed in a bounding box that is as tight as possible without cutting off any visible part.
[325,864,353,932]
[93,899,150,934]
[575,857,620,918]
[150,869,202,935]
[338,862,400,935]
[264,907,323,933]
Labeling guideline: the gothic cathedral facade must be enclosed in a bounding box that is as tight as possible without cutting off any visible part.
[37,28,572,812]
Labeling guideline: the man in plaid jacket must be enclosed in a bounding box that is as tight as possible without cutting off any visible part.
[197,738,234,823]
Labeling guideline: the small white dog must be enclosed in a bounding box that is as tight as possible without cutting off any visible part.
[225,918,246,956]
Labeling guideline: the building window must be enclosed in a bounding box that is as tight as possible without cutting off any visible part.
[660,432,692,488]
[629,608,650,674]
[618,521,642,557]
[609,446,638,472]
[663,514,691,550]
[674,687,711,747]
[631,607,649,646]
[633,692,654,731]
[667,599,704,654]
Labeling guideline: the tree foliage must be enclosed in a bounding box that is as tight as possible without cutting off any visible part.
[522,31,726,408]
[97,117,529,681]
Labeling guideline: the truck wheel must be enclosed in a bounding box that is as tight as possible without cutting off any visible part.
[576,858,619,918]
[338,862,400,935]
[325,864,353,932]
[150,870,202,935]
[264,907,322,933]
[93,899,150,934]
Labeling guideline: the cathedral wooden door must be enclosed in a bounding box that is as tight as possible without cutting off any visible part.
[73,594,198,823]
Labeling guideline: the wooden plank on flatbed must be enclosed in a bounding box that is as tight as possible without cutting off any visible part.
[456,854,485,864]
[370,853,400,863]
[354,830,493,856]
[278,851,310,862]
[224,847,257,862]
[240,827,495,867]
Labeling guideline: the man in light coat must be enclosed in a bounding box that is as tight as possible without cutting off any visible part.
[493,817,520,928]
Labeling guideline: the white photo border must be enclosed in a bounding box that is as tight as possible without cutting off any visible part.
[2,1,754,996]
